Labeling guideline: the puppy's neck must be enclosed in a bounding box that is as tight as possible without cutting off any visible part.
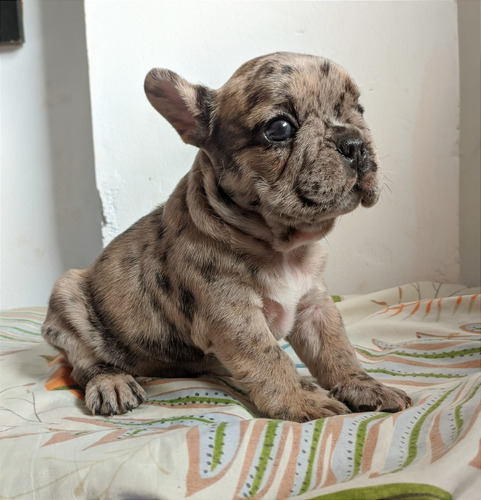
[271,223,335,252]
[187,152,273,248]
[186,152,334,255]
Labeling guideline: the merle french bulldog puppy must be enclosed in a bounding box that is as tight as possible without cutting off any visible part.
[42,52,411,421]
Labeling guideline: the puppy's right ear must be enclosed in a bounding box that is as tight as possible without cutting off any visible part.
[144,68,214,148]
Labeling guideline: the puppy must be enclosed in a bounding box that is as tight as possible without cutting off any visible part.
[42,52,411,421]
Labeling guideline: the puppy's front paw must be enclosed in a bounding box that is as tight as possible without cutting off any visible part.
[269,380,351,422]
[329,372,412,413]
[85,373,146,416]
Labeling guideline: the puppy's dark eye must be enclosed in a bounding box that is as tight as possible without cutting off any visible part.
[356,104,365,115]
[264,119,295,142]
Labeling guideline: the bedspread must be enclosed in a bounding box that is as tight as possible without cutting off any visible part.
[1,282,480,499]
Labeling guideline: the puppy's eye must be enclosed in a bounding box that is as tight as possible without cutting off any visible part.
[356,104,365,115]
[264,119,295,142]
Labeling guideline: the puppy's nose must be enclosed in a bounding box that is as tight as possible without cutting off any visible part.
[335,130,368,173]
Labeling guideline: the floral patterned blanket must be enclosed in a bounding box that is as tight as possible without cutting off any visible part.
[1,282,480,499]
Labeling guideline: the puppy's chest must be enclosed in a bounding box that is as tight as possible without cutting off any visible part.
[261,256,316,340]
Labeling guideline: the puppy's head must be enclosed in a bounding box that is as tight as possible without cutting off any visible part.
[145,53,381,241]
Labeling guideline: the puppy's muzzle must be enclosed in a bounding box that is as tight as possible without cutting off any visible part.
[334,128,369,175]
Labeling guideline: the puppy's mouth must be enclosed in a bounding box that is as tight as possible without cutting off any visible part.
[263,170,380,236]
[296,175,377,215]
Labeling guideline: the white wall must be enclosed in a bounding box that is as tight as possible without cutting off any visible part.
[2,1,476,308]
[0,0,102,309]
[84,0,462,294]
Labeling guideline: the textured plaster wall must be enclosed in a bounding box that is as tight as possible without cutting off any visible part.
[84,0,461,294]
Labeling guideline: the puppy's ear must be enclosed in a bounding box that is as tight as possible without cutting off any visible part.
[144,68,214,147]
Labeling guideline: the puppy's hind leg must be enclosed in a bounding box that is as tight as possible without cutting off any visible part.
[41,270,146,416]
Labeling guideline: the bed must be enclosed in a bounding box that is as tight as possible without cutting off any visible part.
[1,281,480,499]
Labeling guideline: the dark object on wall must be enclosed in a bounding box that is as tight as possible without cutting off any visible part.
[0,0,24,46]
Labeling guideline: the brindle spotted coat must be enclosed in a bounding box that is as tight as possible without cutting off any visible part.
[42,52,411,421]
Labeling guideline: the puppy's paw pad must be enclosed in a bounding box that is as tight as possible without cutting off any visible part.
[329,373,411,413]
[85,373,146,416]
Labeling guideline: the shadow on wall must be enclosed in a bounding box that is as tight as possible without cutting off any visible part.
[457,0,481,286]
[38,0,102,270]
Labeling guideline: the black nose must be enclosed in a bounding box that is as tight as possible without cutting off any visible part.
[338,136,364,160]
[335,130,368,172]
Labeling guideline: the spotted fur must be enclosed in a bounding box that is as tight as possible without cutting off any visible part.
[42,52,411,420]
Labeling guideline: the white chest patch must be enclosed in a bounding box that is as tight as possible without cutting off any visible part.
[262,256,314,340]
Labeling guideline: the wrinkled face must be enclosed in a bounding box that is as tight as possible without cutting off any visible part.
[207,53,381,234]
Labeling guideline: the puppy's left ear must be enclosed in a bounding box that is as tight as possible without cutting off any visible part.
[144,68,214,147]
